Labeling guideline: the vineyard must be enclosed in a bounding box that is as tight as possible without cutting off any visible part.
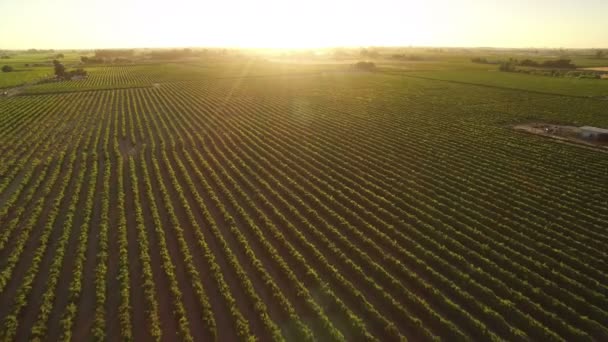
[0,62,607,341]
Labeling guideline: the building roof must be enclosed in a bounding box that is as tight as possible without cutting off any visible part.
[580,126,608,134]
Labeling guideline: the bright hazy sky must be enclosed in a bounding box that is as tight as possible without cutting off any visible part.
[1,0,607,49]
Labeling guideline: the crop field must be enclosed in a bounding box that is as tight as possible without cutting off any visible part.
[402,70,608,97]
[0,61,607,341]
[0,53,83,89]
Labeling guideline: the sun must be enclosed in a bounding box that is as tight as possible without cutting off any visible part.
[78,0,443,49]
[124,0,425,48]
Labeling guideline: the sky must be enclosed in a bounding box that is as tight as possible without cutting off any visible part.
[1,0,607,49]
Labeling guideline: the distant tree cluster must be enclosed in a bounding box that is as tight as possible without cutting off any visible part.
[332,49,350,59]
[80,49,136,64]
[147,48,199,60]
[53,60,87,80]
[53,60,65,77]
[471,57,500,64]
[27,49,55,53]
[497,57,599,78]
[498,61,516,72]
[360,48,380,59]
[498,58,577,73]
[95,49,135,59]
[1,65,14,72]
[63,68,88,79]
[392,54,425,61]
[0,55,10,59]
[514,68,601,79]
[81,56,105,64]
[353,61,376,71]
[113,57,132,63]
[29,63,52,67]
[519,59,576,69]
[596,50,605,59]
[518,59,538,67]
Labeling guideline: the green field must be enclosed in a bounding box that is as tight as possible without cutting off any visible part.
[0,52,84,89]
[402,69,608,97]
[0,57,607,341]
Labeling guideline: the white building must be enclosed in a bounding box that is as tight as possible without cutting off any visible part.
[580,126,608,142]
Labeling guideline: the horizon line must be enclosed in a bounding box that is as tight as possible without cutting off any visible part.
[3,45,607,51]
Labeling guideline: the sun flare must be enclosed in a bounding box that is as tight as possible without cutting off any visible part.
[3,0,605,49]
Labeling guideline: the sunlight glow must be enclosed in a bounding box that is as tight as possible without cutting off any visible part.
[0,0,606,49]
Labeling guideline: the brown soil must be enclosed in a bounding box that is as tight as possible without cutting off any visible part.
[0,167,31,209]
[105,158,123,341]
[224,132,425,341]
[147,153,220,342]
[13,158,84,341]
[208,139,356,340]
[122,158,151,342]
[44,158,95,342]
[183,146,329,338]
[171,148,293,340]
[153,148,265,341]
[72,157,103,340]
[214,136,395,340]
[119,138,139,157]
[135,154,181,341]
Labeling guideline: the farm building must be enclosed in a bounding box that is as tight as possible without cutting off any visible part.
[579,126,608,142]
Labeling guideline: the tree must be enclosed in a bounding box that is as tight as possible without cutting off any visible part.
[61,68,87,80]
[596,50,605,59]
[520,59,539,67]
[367,50,380,58]
[53,60,65,77]
[471,57,489,64]
[94,49,134,59]
[499,62,516,72]
[81,56,104,64]
[353,61,376,71]
[332,49,348,59]
[1,65,13,72]
[541,59,576,69]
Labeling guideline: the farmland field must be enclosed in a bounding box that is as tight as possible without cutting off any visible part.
[0,60,607,341]
[402,70,608,97]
